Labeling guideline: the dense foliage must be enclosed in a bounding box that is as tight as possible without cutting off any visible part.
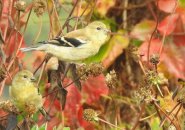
[0,0,185,130]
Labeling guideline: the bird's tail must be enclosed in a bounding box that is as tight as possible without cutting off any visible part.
[20,41,47,52]
[20,47,38,52]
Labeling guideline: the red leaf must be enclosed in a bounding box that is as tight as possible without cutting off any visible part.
[39,97,62,129]
[64,85,82,127]
[63,75,109,128]
[139,38,163,61]
[173,35,185,46]
[171,15,185,46]
[4,30,25,59]
[173,15,185,33]
[82,75,109,104]
[168,15,185,46]
[158,0,177,13]
[161,45,185,79]
[179,14,185,25]
[1,0,17,23]
[139,38,185,79]
[0,109,8,116]
[158,14,179,35]
[40,75,109,129]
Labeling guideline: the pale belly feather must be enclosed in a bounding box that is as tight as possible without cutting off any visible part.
[45,44,99,62]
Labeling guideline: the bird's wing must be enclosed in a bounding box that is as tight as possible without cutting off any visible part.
[39,36,87,47]
[39,29,88,47]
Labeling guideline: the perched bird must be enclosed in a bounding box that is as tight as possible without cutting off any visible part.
[9,70,43,115]
[20,21,111,63]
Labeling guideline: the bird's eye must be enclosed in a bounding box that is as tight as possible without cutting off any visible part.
[23,75,28,78]
[96,27,101,30]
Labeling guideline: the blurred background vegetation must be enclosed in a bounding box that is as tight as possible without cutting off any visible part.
[1,0,185,130]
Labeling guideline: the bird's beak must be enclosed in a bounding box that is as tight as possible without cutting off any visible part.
[104,29,111,34]
[30,77,36,82]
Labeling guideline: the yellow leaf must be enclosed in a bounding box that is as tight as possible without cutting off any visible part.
[103,30,129,67]
[130,20,156,41]
[96,0,115,16]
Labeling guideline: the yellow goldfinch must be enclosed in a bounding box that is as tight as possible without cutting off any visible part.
[9,70,43,114]
[20,21,111,63]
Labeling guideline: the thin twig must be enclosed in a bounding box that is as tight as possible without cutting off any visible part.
[47,0,62,38]
[153,100,165,130]
[147,0,157,21]
[36,61,46,88]
[169,104,182,127]
[2,63,12,80]
[32,16,43,44]
[156,84,164,97]
[111,0,155,10]
[74,0,82,30]
[139,112,157,121]
[47,91,58,114]
[131,103,145,130]
[2,0,13,42]
[62,0,79,30]
[122,0,128,29]
[59,4,70,13]
[154,101,162,120]
[79,1,90,17]
[138,58,146,75]
[153,101,180,130]
[20,4,33,20]
[34,58,46,75]
[0,6,32,95]
[63,72,85,88]
[23,8,32,34]
[98,118,125,130]
[160,102,181,127]
[86,0,97,23]
[159,0,178,56]
[147,0,159,66]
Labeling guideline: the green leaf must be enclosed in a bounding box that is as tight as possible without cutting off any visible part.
[83,40,110,64]
[63,127,70,130]
[39,123,47,130]
[150,117,162,130]
[103,30,129,67]
[52,126,57,130]
[83,30,129,64]
[31,125,38,130]
[131,20,156,41]
[31,123,47,130]
[179,0,185,7]
[17,115,24,122]
[131,39,142,46]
